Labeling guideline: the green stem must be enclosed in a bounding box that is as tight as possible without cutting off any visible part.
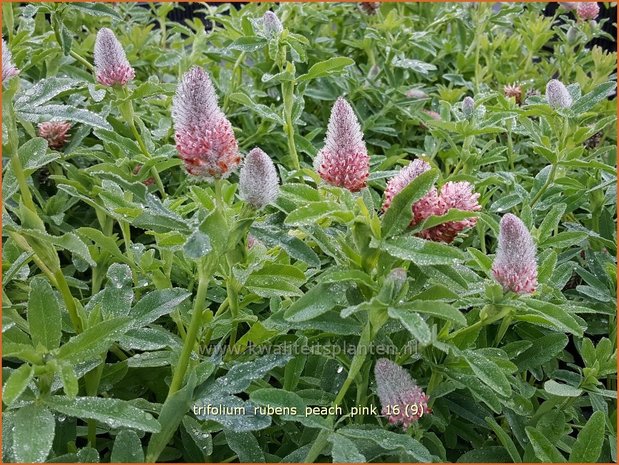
[70,50,94,71]
[446,305,511,341]
[282,73,301,171]
[53,270,82,333]
[304,322,372,462]
[128,120,167,199]
[168,255,216,396]
[530,163,557,208]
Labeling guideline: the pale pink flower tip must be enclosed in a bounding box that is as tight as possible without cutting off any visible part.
[374,358,431,430]
[239,147,279,209]
[546,79,573,109]
[576,2,599,20]
[2,39,19,84]
[492,213,538,294]
[37,121,72,149]
[314,97,370,192]
[172,67,240,180]
[94,28,135,87]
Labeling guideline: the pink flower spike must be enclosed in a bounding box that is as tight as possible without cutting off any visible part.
[421,181,481,243]
[94,28,135,87]
[37,121,72,150]
[263,11,283,37]
[315,97,370,192]
[492,213,538,294]
[576,2,599,20]
[239,147,280,209]
[2,39,19,84]
[374,358,431,430]
[172,67,240,180]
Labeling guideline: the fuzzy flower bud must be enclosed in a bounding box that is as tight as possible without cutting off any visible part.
[94,28,135,87]
[374,358,431,429]
[263,11,283,37]
[172,67,241,180]
[462,96,475,118]
[2,39,19,84]
[37,121,71,150]
[239,147,279,209]
[405,88,428,99]
[314,97,370,192]
[546,79,573,109]
[492,213,538,294]
[420,181,481,243]
[576,2,599,20]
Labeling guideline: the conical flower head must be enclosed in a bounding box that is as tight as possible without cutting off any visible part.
[358,2,381,15]
[263,11,283,37]
[421,181,481,243]
[382,159,445,225]
[462,96,475,118]
[2,39,19,84]
[172,67,240,180]
[239,147,280,209]
[546,79,572,109]
[37,121,71,149]
[504,83,522,105]
[492,213,538,294]
[576,2,599,19]
[374,358,430,429]
[315,97,370,192]
[94,28,135,87]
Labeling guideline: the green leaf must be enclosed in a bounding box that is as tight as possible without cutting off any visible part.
[45,396,160,433]
[56,317,131,363]
[84,264,134,319]
[224,430,265,462]
[15,78,80,108]
[525,426,566,462]
[485,416,522,463]
[397,301,467,326]
[297,57,355,83]
[250,222,321,267]
[285,201,347,226]
[71,3,122,18]
[13,404,55,463]
[328,434,367,462]
[543,380,583,397]
[338,426,432,462]
[514,333,568,370]
[462,349,511,397]
[416,208,478,231]
[244,264,306,297]
[569,411,606,462]
[18,137,53,172]
[229,92,284,124]
[570,81,616,115]
[250,388,306,412]
[537,203,566,241]
[183,229,212,260]
[207,354,293,396]
[284,283,341,322]
[146,374,196,462]
[380,235,466,265]
[59,363,79,398]
[388,307,432,345]
[17,104,112,130]
[111,430,144,463]
[28,277,62,350]
[516,300,584,336]
[3,364,34,406]
[129,289,191,329]
[228,36,267,52]
[381,168,439,238]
